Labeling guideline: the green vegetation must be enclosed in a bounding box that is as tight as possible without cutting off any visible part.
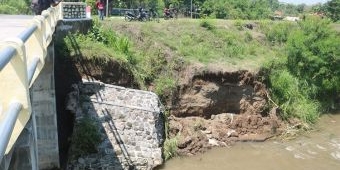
[69,116,102,159]
[263,21,296,45]
[69,17,339,126]
[286,17,340,108]
[163,136,178,160]
[59,15,339,160]
[0,0,31,14]
[265,16,340,124]
[163,110,178,160]
[104,18,282,71]
[62,18,179,100]
[93,0,333,21]
[201,0,273,19]
[269,69,320,124]
[318,0,340,22]
[2,0,338,22]
[4,0,339,163]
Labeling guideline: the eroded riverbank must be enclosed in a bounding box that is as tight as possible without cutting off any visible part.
[159,113,340,170]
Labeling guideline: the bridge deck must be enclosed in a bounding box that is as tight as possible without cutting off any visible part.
[1,3,90,169]
[0,15,34,40]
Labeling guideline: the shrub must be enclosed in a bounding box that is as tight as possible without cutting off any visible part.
[244,31,253,42]
[269,69,320,124]
[163,137,178,160]
[0,0,31,14]
[265,22,296,45]
[200,19,215,30]
[291,98,320,124]
[234,20,244,30]
[0,4,19,14]
[154,75,177,99]
[70,117,101,159]
[286,16,340,105]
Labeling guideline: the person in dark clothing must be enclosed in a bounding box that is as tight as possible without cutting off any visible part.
[31,0,62,15]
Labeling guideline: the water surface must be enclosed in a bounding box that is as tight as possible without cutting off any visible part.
[160,113,340,170]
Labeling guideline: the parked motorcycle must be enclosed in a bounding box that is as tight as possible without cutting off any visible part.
[124,8,148,22]
[163,8,177,20]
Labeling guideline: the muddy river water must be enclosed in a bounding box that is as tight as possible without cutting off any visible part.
[159,113,340,170]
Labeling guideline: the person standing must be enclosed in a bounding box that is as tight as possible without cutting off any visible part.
[96,0,105,20]
[31,0,62,15]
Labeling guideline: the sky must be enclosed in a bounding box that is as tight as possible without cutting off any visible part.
[279,0,329,5]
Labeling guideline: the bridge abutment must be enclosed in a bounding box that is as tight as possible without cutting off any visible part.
[66,81,164,169]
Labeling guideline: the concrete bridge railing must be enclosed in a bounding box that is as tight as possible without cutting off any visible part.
[0,2,88,169]
[0,6,61,160]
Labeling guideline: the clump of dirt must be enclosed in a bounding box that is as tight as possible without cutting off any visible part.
[167,67,285,156]
[73,58,137,88]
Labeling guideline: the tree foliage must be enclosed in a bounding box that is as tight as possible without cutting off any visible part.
[0,0,31,14]
[286,16,340,105]
[2,0,319,19]
[201,0,273,19]
[323,0,340,22]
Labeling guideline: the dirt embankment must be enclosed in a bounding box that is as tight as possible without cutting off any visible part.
[167,68,284,156]
[66,53,285,157]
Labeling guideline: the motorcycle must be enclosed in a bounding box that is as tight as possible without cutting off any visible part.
[124,9,148,22]
[163,8,178,20]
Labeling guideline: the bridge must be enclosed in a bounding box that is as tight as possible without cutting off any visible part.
[0,2,90,169]
[0,2,164,170]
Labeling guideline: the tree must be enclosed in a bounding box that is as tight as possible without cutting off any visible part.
[296,4,305,13]
[324,0,340,22]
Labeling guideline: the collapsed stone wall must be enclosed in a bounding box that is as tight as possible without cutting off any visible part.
[66,80,164,170]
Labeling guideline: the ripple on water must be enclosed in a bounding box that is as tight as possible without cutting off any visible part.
[294,152,306,159]
[330,151,340,161]
[307,150,318,155]
[316,144,327,151]
[285,146,295,151]
[330,138,340,149]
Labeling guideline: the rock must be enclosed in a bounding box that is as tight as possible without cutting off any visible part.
[208,138,220,146]
[78,158,85,164]
[178,136,192,149]
[227,129,236,137]
[201,130,212,134]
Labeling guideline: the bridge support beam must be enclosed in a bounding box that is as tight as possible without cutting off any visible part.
[30,42,60,169]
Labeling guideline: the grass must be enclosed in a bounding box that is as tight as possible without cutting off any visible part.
[331,23,340,32]
[102,17,286,72]
[97,17,323,126]
[163,137,178,160]
[69,116,102,160]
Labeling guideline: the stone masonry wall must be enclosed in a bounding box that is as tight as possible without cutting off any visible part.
[62,3,86,19]
[66,80,164,170]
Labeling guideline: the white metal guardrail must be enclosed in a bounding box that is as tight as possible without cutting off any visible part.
[0,2,87,162]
